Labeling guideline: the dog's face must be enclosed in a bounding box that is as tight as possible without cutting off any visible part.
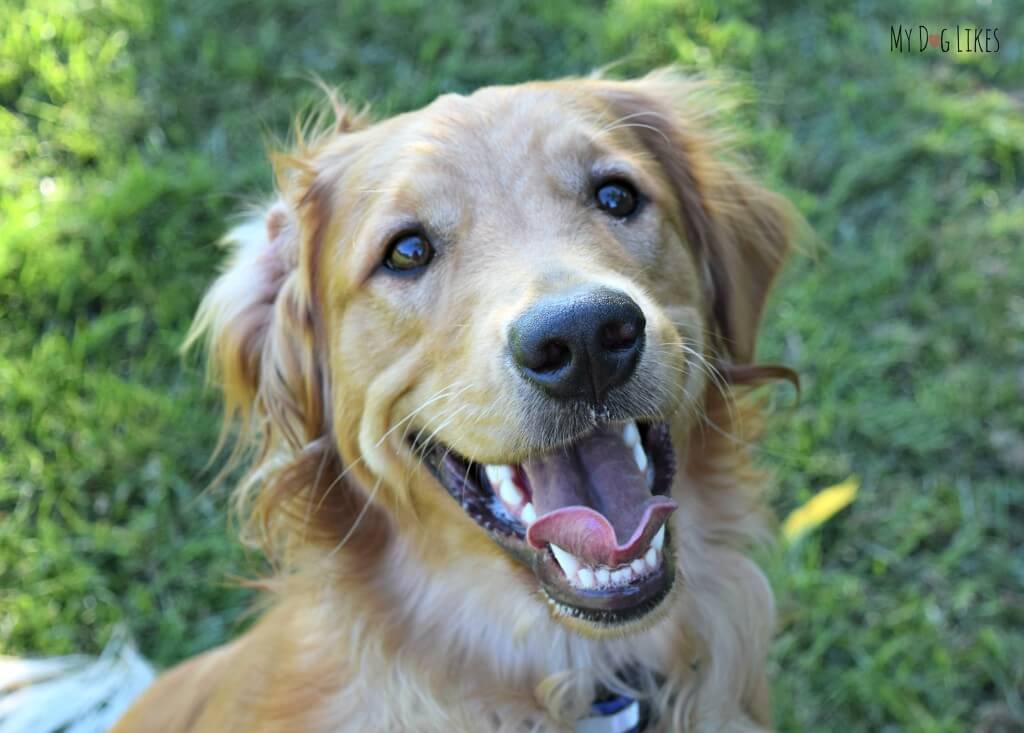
[196,73,791,638]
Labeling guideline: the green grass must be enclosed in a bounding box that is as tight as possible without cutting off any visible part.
[2,0,1022,729]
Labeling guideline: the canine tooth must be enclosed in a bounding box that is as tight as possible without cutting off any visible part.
[521,502,536,524]
[577,568,596,589]
[551,544,580,577]
[595,567,611,585]
[644,547,658,570]
[652,526,665,551]
[630,558,646,575]
[623,421,640,447]
[646,463,655,490]
[611,567,632,586]
[633,443,648,472]
[484,464,513,487]
[498,479,523,507]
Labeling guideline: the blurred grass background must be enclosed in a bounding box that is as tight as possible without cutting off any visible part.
[2,0,1022,730]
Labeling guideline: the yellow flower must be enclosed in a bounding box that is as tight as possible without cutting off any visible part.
[782,476,859,543]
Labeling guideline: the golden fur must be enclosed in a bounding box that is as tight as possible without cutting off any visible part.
[113,69,797,732]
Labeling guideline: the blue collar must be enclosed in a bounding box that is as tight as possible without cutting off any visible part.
[575,692,642,733]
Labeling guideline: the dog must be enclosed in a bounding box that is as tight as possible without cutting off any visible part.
[112,69,798,733]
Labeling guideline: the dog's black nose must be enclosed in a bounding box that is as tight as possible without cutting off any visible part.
[509,287,645,402]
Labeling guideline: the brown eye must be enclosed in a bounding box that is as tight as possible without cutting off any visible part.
[384,233,434,272]
[595,180,639,218]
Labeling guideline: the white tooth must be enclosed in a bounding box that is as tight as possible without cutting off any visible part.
[611,567,632,586]
[577,568,596,589]
[521,502,536,524]
[498,479,523,507]
[646,463,655,490]
[595,567,611,585]
[484,464,512,486]
[652,526,665,551]
[631,558,646,575]
[633,443,648,472]
[623,421,640,447]
[550,545,580,577]
[644,547,658,570]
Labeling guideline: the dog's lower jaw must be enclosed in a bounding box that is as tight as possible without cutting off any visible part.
[542,562,681,641]
[417,419,680,630]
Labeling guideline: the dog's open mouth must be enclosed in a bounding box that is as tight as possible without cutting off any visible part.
[416,421,677,626]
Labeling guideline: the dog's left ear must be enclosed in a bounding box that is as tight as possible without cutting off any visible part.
[594,73,796,364]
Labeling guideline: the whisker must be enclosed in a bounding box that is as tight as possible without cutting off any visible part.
[659,329,806,465]
[311,382,471,519]
[326,473,383,559]
[589,110,674,146]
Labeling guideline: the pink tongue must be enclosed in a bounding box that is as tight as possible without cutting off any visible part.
[523,425,677,566]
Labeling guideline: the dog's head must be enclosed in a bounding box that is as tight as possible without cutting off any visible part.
[191,71,794,638]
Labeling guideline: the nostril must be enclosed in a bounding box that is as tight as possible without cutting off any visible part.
[599,319,642,351]
[534,339,572,373]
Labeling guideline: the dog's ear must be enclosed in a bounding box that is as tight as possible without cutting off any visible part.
[594,72,796,364]
[184,95,379,551]
[185,197,325,451]
[186,93,369,454]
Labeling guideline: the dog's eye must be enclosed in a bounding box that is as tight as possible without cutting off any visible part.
[595,180,639,218]
[384,233,434,272]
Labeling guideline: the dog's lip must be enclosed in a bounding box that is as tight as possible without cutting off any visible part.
[414,420,677,626]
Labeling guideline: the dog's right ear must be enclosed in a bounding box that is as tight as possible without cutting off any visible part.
[185,198,325,452]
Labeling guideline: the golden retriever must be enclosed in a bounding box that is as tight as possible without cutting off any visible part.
[113,69,797,733]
